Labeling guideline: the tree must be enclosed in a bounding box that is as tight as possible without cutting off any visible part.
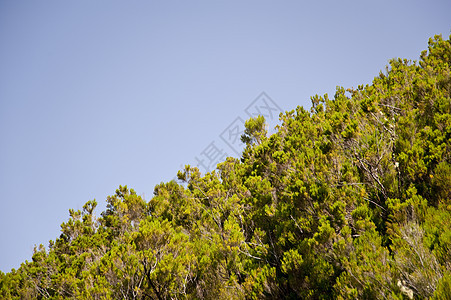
[2,34,450,299]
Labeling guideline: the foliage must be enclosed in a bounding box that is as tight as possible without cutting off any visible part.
[1,34,450,299]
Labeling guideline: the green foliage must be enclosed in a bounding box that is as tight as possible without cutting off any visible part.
[432,272,451,300]
[241,115,268,146]
[2,34,450,299]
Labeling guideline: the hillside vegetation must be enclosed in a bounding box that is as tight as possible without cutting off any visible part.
[1,35,450,299]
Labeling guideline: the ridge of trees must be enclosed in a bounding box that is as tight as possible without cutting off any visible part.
[1,34,450,299]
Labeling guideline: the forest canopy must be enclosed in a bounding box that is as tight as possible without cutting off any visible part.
[1,34,450,299]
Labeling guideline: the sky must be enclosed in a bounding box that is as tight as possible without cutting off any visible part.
[0,0,449,273]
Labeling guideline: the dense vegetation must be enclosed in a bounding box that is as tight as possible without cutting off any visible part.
[1,35,450,299]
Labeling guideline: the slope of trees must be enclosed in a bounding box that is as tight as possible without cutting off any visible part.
[1,34,450,299]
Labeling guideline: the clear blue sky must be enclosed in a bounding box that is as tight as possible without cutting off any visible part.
[0,0,449,273]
